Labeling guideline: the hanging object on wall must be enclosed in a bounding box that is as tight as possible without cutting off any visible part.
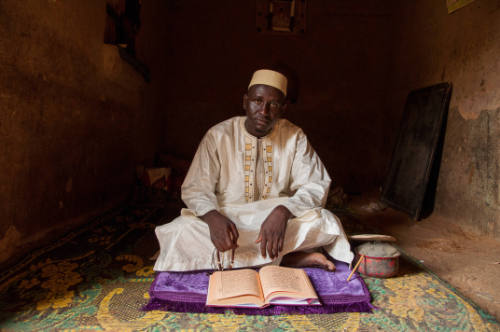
[104,0,141,53]
[104,0,150,82]
[447,0,475,14]
[256,0,306,34]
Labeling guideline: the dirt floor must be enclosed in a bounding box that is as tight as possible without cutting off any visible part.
[342,194,500,321]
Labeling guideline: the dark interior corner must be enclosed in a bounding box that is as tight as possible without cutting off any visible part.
[1,0,500,321]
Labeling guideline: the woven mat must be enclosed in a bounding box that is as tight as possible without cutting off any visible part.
[0,201,498,331]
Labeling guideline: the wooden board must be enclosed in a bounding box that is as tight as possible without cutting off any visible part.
[381,83,452,220]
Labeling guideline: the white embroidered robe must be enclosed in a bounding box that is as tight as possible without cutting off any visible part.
[153,116,353,271]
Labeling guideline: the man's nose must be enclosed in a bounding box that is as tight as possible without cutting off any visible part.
[257,102,270,115]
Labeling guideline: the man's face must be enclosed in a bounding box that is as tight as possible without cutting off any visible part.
[243,84,287,137]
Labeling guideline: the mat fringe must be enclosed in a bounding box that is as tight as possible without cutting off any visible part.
[142,298,374,316]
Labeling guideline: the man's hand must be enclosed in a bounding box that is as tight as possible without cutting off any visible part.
[201,210,239,252]
[256,205,293,259]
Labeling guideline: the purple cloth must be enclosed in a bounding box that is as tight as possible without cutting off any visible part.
[143,261,373,315]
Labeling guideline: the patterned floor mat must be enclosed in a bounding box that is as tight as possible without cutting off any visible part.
[0,201,498,331]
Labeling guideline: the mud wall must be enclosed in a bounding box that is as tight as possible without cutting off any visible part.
[154,0,395,193]
[0,0,162,264]
[388,0,500,237]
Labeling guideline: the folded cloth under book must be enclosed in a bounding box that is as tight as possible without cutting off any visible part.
[143,260,373,315]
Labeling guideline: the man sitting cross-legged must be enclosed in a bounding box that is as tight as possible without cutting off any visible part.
[153,69,353,272]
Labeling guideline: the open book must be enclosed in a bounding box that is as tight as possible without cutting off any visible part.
[206,265,320,308]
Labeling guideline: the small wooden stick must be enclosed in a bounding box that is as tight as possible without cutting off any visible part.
[347,254,365,282]
[216,250,222,271]
[229,248,235,269]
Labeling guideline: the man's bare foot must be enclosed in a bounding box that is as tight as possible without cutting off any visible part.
[281,251,336,271]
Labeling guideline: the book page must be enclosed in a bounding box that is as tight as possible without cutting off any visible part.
[259,266,317,301]
[213,269,263,299]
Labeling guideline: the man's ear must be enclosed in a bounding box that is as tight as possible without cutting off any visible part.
[279,100,288,115]
[242,94,248,111]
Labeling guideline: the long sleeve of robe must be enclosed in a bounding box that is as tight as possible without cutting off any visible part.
[180,131,221,217]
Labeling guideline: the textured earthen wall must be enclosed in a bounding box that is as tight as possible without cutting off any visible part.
[0,0,161,263]
[388,0,500,238]
[155,0,395,193]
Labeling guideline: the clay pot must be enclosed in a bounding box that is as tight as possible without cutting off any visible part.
[354,246,400,278]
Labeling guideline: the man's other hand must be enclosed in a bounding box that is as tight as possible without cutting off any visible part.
[201,210,239,252]
[256,205,293,259]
